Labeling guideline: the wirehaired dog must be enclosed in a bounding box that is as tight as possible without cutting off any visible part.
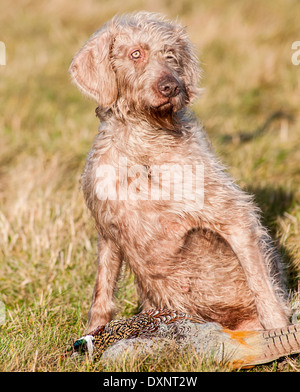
[69,12,290,332]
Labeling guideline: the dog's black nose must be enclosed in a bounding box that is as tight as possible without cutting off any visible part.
[157,76,181,98]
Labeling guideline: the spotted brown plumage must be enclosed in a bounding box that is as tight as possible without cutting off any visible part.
[67,309,300,369]
[70,309,205,361]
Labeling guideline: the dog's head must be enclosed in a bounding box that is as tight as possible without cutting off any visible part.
[69,12,200,130]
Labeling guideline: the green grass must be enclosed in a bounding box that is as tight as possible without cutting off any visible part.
[1,0,300,372]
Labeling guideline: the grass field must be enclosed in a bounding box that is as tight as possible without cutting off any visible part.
[0,0,300,372]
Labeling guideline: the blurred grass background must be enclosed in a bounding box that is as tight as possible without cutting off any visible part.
[0,0,300,371]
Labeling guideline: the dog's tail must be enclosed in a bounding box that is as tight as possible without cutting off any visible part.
[222,324,300,369]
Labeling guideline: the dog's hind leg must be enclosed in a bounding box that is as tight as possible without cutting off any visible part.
[223,227,289,330]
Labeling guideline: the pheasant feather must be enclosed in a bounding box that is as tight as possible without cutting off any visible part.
[66,309,300,369]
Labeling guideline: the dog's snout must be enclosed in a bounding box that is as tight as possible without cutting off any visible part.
[157,76,181,98]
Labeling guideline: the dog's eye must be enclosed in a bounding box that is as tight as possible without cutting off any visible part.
[165,53,179,66]
[131,50,141,60]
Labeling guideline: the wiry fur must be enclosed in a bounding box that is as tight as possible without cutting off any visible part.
[69,12,291,332]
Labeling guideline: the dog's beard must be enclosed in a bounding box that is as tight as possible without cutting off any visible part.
[96,90,188,132]
[147,104,182,132]
[147,86,189,132]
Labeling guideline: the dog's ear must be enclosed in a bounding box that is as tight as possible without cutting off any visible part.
[69,28,117,109]
[175,28,201,102]
[183,51,201,103]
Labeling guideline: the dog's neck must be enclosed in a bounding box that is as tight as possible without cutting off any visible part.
[95,105,195,138]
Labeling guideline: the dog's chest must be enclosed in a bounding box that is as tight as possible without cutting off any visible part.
[83,127,205,246]
[86,152,185,240]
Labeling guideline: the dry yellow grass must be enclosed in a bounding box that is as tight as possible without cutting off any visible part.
[0,0,300,372]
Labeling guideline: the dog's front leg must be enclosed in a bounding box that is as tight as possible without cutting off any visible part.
[87,235,122,333]
[224,228,289,330]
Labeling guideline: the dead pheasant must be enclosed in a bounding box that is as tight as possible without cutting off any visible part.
[67,309,300,369]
